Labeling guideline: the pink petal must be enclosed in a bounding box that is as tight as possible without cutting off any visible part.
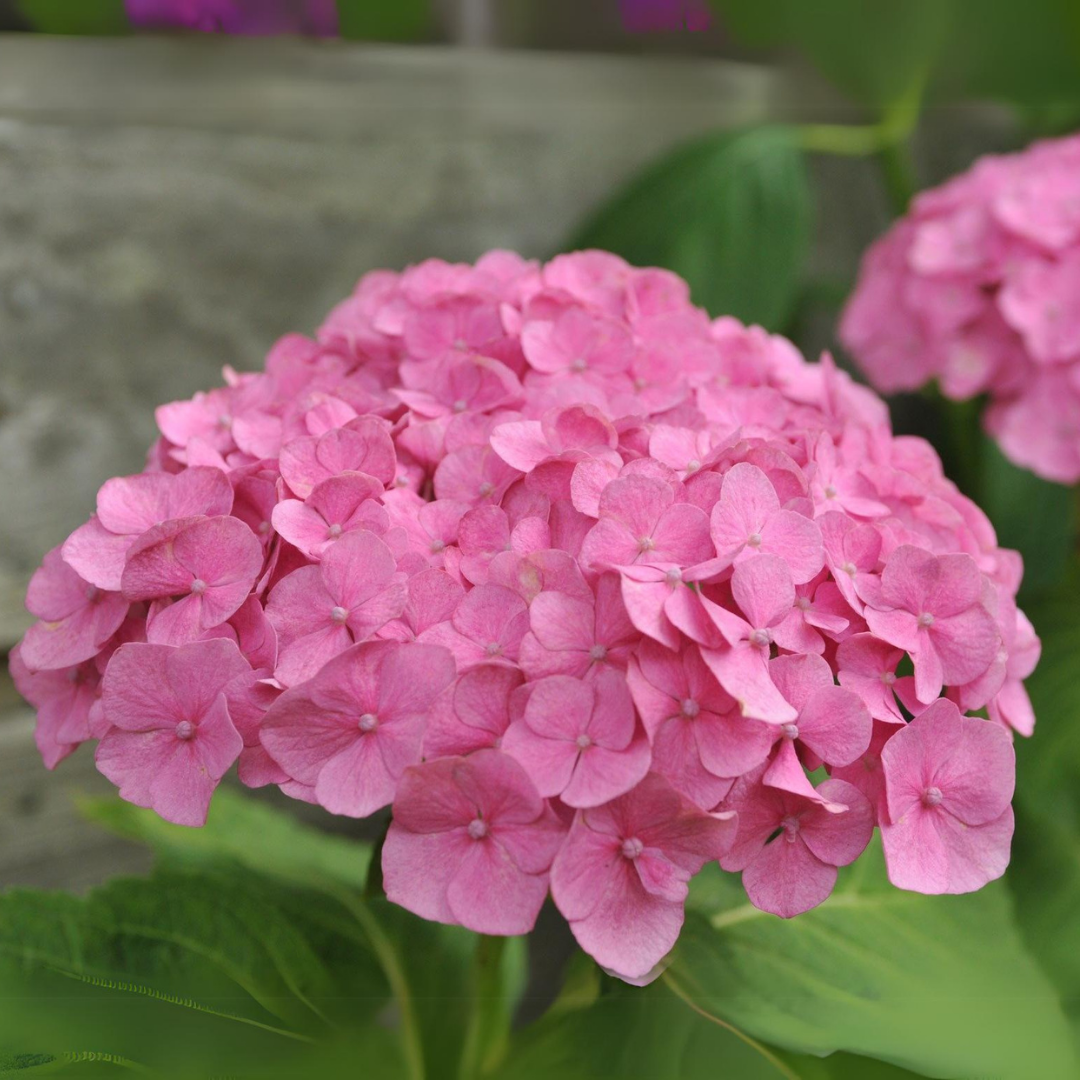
[702,645,798,724]
[798,779,874,866]
[730,554,795,631]
[500,719,579,797]
[446,837,551,934]
[742,832,838,918]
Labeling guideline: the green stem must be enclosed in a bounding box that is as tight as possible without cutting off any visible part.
[330,886,426,1080]
[876,138,918,215]
[457,935,509,1080]
[797,73,925,216]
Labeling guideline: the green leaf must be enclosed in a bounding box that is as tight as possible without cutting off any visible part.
[82,788,372,890]
[1003,594,1080,1052]
[336,0,430,42]
[937,0,1080,107]
[0,867,401,1077]
[15,0,129,35]
[670,835,1077,1079]
[1013,592,1080,829]
[978,439,1077,601]
[1008,804,1080,1035]
[566,126,811,330]
[492,977,797,1080]
[5,791,490,1078]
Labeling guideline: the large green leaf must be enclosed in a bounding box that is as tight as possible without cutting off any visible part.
[82,787,372,890]
[494,952,929,1080]
[493,974,797,1080]
[669,836,1076,1079]
[1,793,490,1078]
[567,126,811,330]
[0,866,403,1078]
[1006,594,1080,1052]
[1008,804,1080,1039]
[1013,592,1080,829]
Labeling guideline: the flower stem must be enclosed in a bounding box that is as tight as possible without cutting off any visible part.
[797,75,925,216]
[458,935,510,1080]
[330,885,426,1080]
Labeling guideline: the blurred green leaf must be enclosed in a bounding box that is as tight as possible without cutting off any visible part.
[567,126,811,330]
[671,835,1077,1079]
[979,437,1077,600]
[15,0,128,35]
[336,0,430,42]
[1013,590,1080,830]
[712,0,950,107]
[937,0,1080,107]
[1008,803,1080,1040]
[82,787,372,890]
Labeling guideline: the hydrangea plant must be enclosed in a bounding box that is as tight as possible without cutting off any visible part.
[13,250,1032,987]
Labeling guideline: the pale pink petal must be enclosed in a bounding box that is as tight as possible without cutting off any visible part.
[742,832,838,918]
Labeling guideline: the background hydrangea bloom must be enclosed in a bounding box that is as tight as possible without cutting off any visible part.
[125,0,339,36]
[15,249,1035,980]
[841,132,1080,483]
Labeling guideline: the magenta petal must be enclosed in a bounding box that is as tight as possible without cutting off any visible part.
[796,685,873,767]
[562,863,685,981]
[702,645,798,724]
[562,731,651,808]
[62,518,131,592]
[730,554,795,630]
[315,734,395,818]
[383,825,473,926]
[799,779,873,866]
[635,849,690,903]
[880,804,951,894]
[501,720,579,798]
[743,834,838,918]
[95,727,181,811]
[446,838,550,935]
[693,710,775,780]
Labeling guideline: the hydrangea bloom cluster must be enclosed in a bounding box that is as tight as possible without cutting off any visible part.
[841,132,1080,483]
[13,250,1033,980]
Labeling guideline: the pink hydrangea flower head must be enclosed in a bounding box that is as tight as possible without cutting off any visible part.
[14,249,1039,973]
[841,132,1080,482]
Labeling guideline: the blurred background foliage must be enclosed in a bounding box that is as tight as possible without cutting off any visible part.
[2,2,1080,1077]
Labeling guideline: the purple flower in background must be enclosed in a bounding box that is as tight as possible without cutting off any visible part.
[125,0,339,36]
[618,0,711,33]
